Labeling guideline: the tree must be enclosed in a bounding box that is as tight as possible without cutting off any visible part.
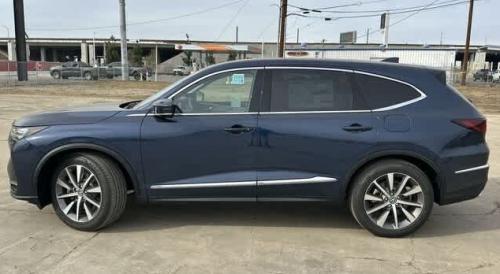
[182,51,193,67]
[105,35,120,63]
[130,43,143,66]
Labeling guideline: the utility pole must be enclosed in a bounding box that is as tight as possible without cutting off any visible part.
[119,0,128,80]
[461,0,474,86]
[366,28,370,44]
[296,28,299,44]
[382,13,390,47]
[278,0,288,57]
[235,26,239,43]
[13,0,28,81]
[92,31,96,66]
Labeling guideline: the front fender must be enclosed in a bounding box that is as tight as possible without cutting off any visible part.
[33,142,146,206]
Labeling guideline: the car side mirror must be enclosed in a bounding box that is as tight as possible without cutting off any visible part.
[153,99,178,118]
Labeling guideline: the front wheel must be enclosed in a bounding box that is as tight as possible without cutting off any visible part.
[84,71,93,80]
[51,153,127,231]
[349,159,433,237]
[51,70,61,79]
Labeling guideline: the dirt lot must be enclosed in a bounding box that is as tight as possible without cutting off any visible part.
[0,82,499,273]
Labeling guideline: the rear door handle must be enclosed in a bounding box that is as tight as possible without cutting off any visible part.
[342,123,373,132]
[224,124,254,134]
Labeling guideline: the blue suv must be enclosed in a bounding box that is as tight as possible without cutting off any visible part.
[8,59,489,237]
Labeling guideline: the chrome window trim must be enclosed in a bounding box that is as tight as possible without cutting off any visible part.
[454,164,489,174]
[150,176,337,189]
[131,65,427,117]
[262,66,427,113]
[167,67,264,100]
[126,112,258,117]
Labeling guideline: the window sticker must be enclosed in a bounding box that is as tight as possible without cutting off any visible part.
[230,73,245,85]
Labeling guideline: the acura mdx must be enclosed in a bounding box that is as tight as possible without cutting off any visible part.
[8,59,489,237]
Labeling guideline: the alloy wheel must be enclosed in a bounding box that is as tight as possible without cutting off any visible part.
[363,172,424,230]
[55,165,102,223]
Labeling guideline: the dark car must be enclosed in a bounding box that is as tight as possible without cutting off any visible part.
[8,59,489,237]
[50,61,104,80]
[473,69,493,82]
[104,62,152,80]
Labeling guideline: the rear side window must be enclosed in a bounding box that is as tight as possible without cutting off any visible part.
[269,69,365,112]
[354,73,422,110]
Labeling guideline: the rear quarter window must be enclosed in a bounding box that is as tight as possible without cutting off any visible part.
[354,73,422,110]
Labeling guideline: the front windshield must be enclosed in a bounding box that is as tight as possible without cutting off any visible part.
[132,74,195,109]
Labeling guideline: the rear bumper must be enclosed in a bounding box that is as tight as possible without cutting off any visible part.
[438,164,489,205]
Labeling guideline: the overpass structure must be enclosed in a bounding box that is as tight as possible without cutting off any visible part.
[0,37,264,65]
[0,37,499,77]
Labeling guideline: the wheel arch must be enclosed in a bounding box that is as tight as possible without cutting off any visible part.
[34,143,144,207]
[344,151,443,203]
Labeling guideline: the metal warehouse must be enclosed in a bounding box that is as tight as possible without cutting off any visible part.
[285,44,500,82]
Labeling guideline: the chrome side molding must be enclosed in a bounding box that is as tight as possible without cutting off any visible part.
[455,164,489,174]
[150,176,337,190]
[257,176,336,186]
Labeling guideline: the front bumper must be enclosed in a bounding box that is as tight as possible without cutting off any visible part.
[7,158,39,204]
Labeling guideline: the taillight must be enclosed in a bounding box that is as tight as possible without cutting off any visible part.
[452,118,487,134]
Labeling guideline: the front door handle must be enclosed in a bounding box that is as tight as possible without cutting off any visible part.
[224,124,254,134]
[343,123,373,132]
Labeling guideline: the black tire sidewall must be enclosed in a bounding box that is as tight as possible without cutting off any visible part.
[51,154,115,231]
[84,72,92,80]
[349,160,434,237]
[52,71,61,79]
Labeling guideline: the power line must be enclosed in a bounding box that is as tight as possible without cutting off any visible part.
[216,0,249,41]
[26,0,245,32]
[292,0,471,21]
[289,0,390,11]
[311,0,464,14]
[357,0,442,40]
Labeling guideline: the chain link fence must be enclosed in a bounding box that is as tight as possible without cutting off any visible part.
[0,60,181,86]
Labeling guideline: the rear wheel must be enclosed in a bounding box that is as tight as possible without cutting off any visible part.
[349,159,433,237]
[51,153,127,231]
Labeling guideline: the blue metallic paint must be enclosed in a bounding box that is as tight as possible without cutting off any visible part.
[7,59,489,209]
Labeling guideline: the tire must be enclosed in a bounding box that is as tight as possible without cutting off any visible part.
[51,70,61,79]
[51,153,127,231]
[133,73,140,81]
[84,71,93,81]
[348,159,434,237]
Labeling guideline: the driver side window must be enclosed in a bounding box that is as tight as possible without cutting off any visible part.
[173,70,257,114]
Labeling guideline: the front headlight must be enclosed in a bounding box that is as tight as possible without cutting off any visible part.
[9,126,47,143]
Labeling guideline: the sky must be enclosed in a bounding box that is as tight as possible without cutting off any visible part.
[0,0,498,45]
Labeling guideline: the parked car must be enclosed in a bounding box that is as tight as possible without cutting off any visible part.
[104,62,151,80]
[473,69,493,82]
[8,59,489,237]
[172,66,190,76]
[50,61,104,80]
